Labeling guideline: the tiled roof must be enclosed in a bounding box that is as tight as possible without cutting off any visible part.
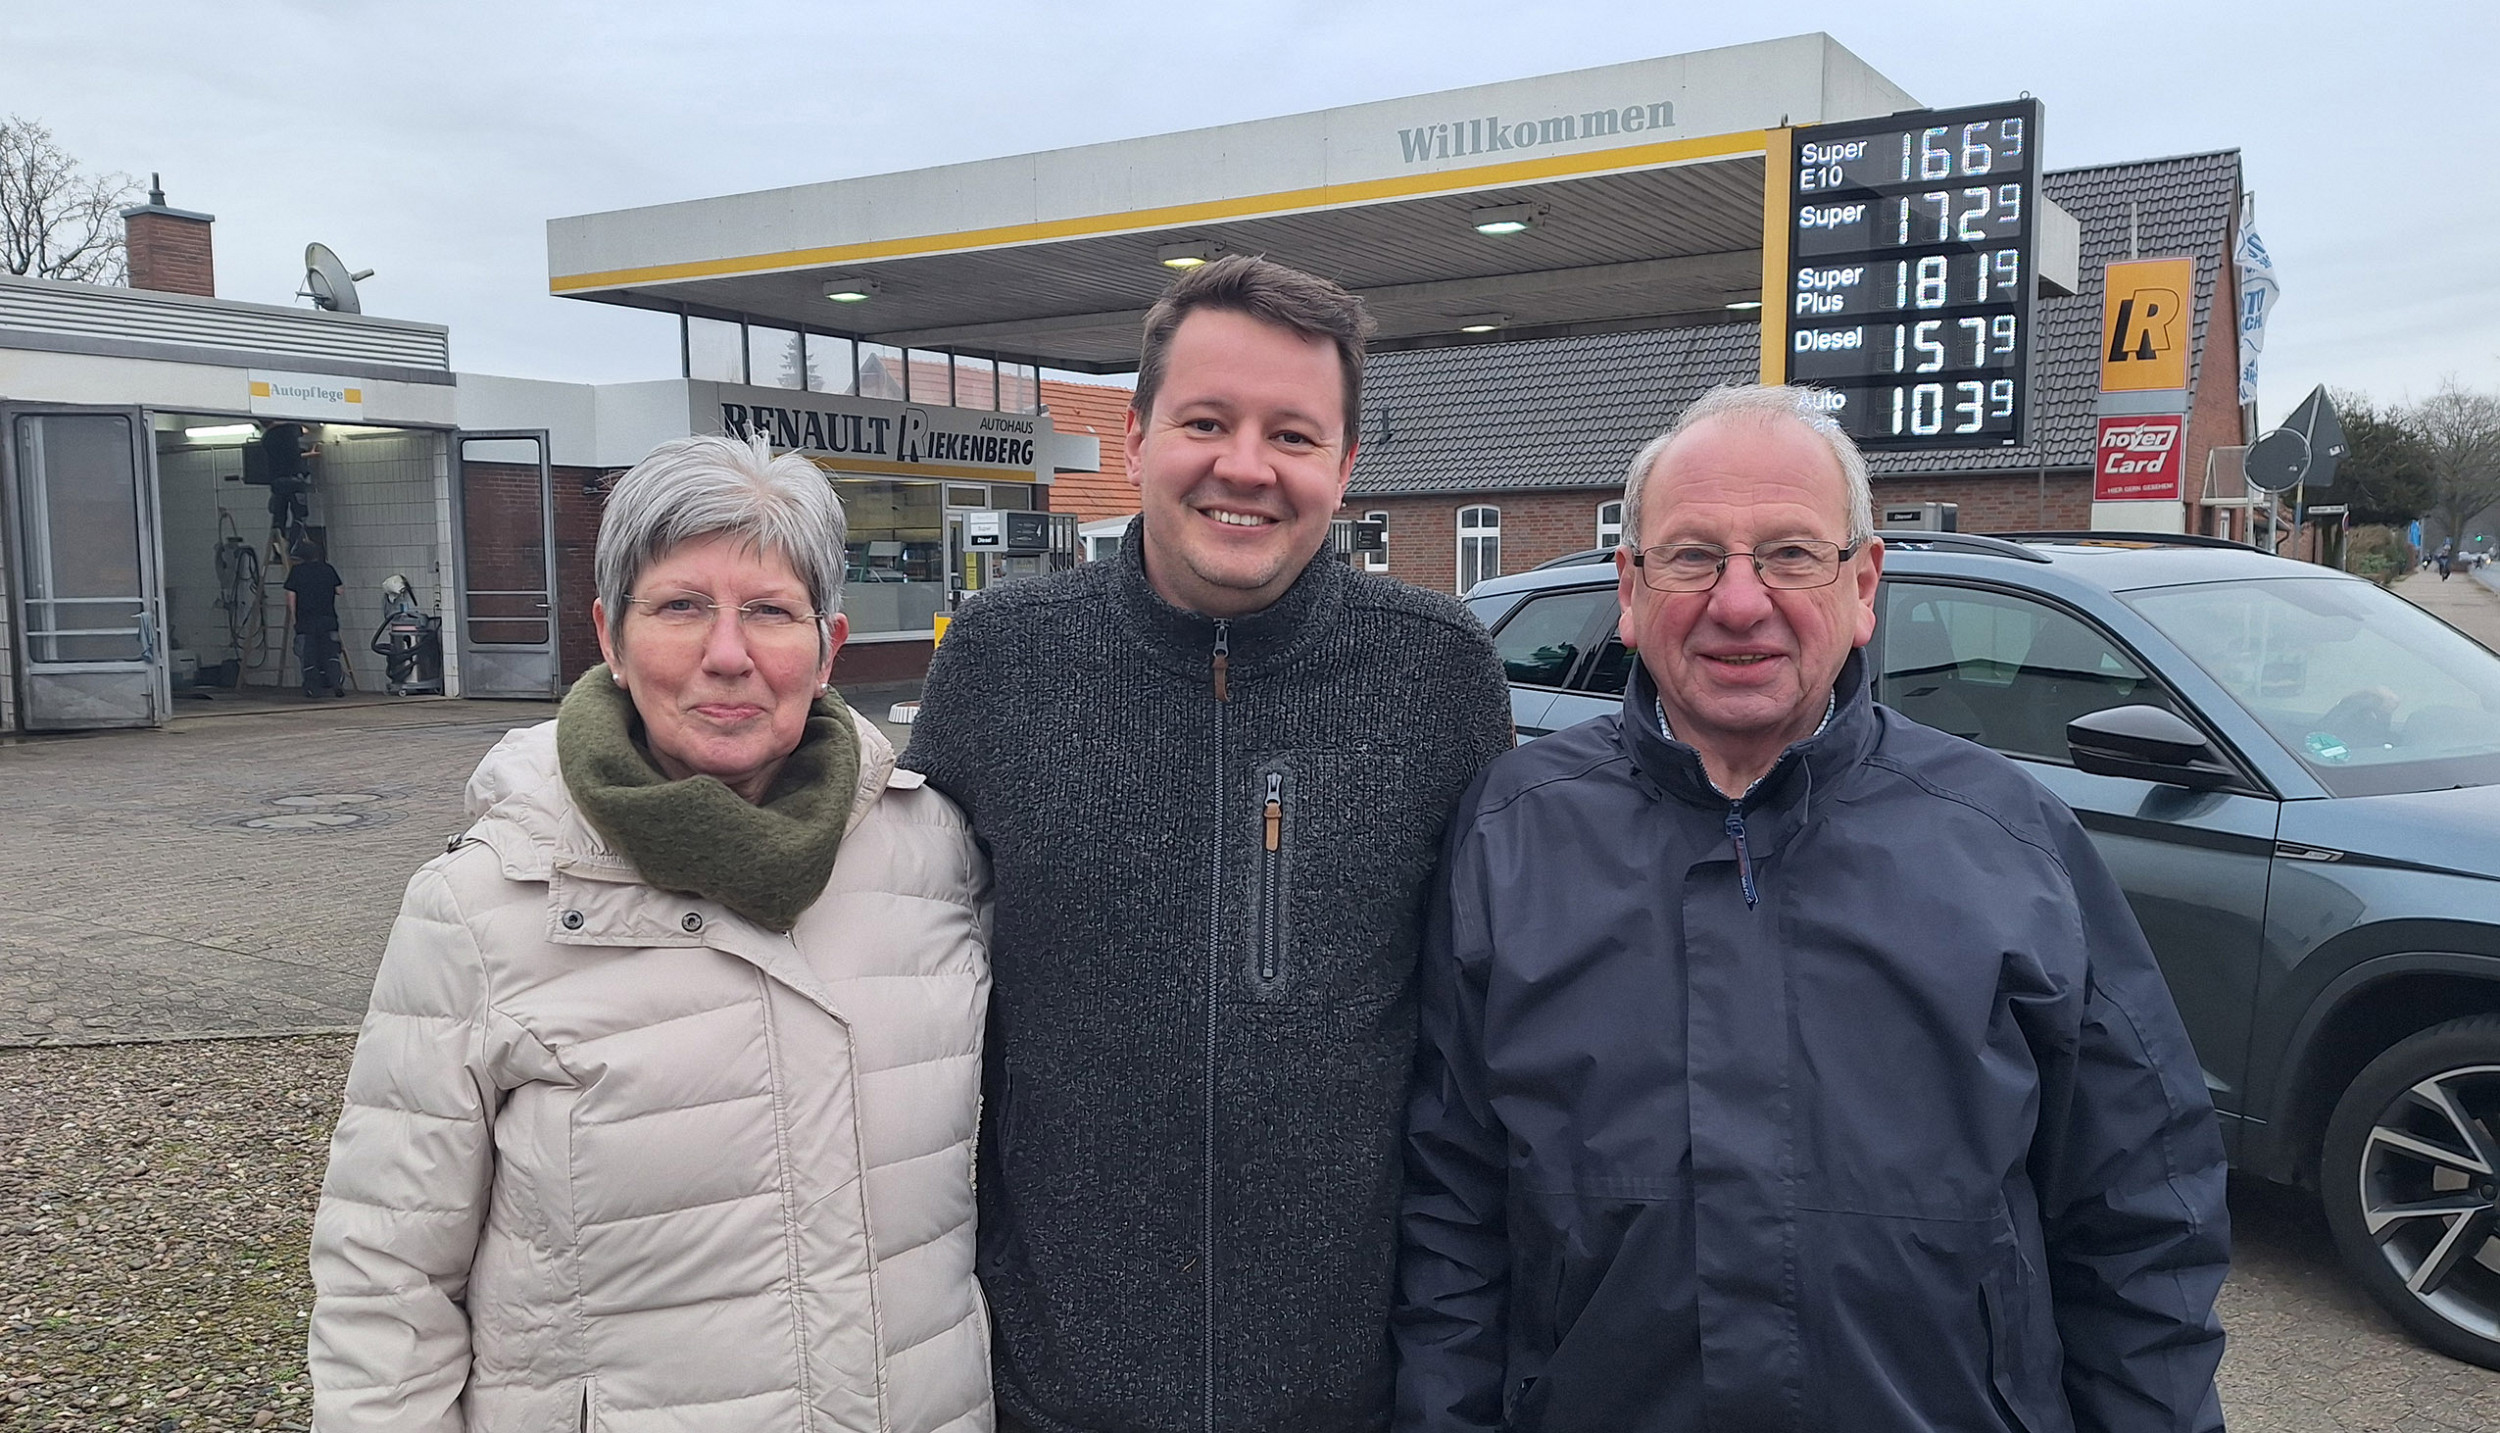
[1040,378,1137,523]
[1349,323,1758,496]
[1350,150,2242,495]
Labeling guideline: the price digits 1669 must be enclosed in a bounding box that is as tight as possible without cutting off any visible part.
[1795,116,2028,192]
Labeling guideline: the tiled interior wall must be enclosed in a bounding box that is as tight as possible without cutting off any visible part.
[316,431,449,692]
[155,439,281,688]
[154,428,447,694]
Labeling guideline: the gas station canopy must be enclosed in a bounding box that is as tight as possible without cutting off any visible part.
[546,34,1921,371]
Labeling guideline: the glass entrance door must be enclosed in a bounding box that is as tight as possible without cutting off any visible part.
[452,431,559,698]
[3,407,165,729]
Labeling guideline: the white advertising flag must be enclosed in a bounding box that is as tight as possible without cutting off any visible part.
[2235,200,2280,407]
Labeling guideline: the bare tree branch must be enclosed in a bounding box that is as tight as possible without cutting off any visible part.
[0,114,140,284]
[2414,382,2500,546]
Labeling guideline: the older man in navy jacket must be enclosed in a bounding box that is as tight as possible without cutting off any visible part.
[1395,384,2229,1433]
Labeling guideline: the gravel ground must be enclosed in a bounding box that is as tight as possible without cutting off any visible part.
[0,1036,352,1432]
[7,1033,2500,1430]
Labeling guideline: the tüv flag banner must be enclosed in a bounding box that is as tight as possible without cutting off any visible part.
[2236,199,2279,407]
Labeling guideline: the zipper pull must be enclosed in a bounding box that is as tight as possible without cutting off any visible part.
[1724,806,1758,909]
[1212,620,1230,702]
[1263,772,1282,851]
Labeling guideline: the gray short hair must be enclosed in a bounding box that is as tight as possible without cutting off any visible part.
[1621,385,1874,548]
[596,434,847,651]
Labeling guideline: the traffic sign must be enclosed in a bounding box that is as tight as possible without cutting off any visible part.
[2245,429,2310,493]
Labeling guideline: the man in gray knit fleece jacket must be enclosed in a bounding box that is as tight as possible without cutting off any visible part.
[903,256,1514,1433]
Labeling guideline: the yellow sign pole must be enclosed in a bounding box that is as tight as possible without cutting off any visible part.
[1758,127,1793,385]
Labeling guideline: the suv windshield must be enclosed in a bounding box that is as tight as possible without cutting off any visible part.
[2125,577,2500,796]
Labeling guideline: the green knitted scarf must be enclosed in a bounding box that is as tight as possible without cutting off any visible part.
[555,664,860,932]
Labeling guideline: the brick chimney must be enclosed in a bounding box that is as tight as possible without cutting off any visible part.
[120,174,216,297]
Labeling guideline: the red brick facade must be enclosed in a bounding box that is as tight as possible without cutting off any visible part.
[553,468,605,683]
[2184,247,2253,541]
[123,211,215,298]
[1341,473,2094,594]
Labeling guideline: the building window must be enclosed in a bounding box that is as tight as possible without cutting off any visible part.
[1597,500,1624,550]
[1456,505,1501,593]
[1363,510,1390,572]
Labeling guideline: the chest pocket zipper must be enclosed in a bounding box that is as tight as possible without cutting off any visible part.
[1256,771,1286,986]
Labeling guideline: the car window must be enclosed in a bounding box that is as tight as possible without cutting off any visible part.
[1491,587,1613,689]
[1581,634,1637,696]
[1464,590,1526,628]
[1880,582,2178,761]
[2127,576,2500,796]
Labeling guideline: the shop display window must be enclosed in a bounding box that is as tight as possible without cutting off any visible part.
[835,478,945,636]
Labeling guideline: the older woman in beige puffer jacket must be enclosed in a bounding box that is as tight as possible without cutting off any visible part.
[309,435,991,1432]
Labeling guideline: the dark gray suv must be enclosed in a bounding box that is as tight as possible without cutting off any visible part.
[1466,533,2500,1367]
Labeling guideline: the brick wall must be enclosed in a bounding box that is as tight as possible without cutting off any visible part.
[2185,248,2249,529]
[1873,471,2094,532]
[1346,473,2094,593]
[124,212,215,297]
[1341,491,1619,593]
[553,468,606,682]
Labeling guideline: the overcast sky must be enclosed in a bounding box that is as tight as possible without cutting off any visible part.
[6,1,2492,420]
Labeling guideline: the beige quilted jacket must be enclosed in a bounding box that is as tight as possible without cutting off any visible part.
[308,712,993,1432]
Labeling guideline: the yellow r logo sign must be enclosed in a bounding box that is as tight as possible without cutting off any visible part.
[2097,258,2196,392]
[2107,287,2183,363]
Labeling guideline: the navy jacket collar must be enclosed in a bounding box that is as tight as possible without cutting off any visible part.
[1620,647,1880,825]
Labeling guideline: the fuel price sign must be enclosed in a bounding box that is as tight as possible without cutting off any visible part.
[1780,99,2042,451]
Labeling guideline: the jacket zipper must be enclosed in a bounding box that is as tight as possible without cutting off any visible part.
[1258,771,1285,983]
[1724,805,1759,909]
[1203,620,1227,1433]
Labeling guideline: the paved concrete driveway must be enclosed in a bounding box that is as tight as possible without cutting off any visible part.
[5,691,2500,1425]
[0,698,554,1043]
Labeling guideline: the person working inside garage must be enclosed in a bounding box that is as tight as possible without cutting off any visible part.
[282,540,345,699]
[260,420,316,546]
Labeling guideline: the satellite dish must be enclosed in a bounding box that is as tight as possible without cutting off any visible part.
[300,243,374,315]
[2245,428,2310,493]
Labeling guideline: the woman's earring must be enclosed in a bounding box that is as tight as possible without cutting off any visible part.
[611,671,627,689]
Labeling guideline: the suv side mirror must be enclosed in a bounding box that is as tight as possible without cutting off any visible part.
[2067,705,2236,789]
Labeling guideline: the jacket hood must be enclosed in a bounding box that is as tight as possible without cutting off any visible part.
[460,707,911,884]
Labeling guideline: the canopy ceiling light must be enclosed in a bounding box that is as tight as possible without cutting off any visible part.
[1455,314,1509,333]
[1468,203,1542,236]
[183,423,259,440]
[1156,241,1225,270]
[1724,298,1765,311]
[820,278,880,303]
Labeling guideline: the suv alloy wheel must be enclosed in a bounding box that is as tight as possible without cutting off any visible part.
[2321,1014,2500,1369]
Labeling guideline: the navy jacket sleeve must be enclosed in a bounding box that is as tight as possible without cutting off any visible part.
[2031,813,2231,1433]
[1395,788,1512,1432]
